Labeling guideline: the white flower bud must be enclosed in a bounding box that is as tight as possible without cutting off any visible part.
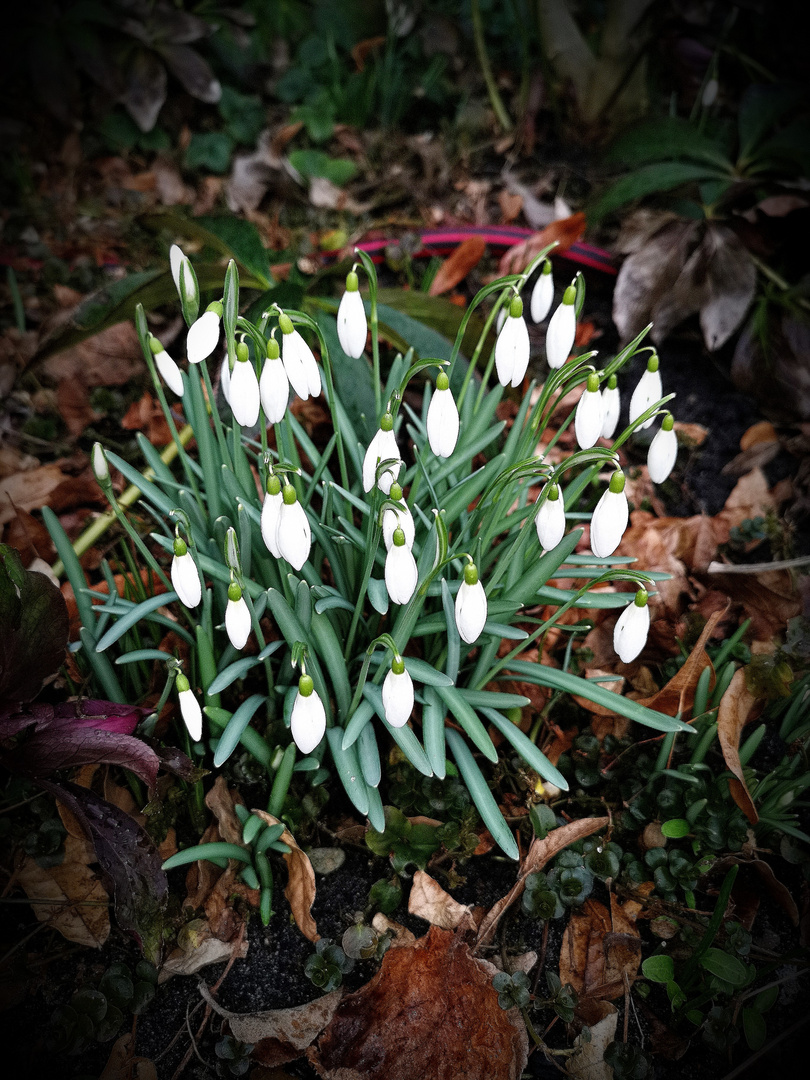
[426,374,459,458]
[590,472,629,559]
[277,484,311,571]
[171,540,201,608]
[530,261,554,323]
[546,284,577,369]
[225,584,251,650]
[229,351,260,427]
[535,484,566,551]
[187,307,221,364]
[613,590,650,663]
[601,378,620,439]
[385,528,418,605]
[176,673,202,741]
[648,416,678,484]
[455,564,487,644]
[495,296,530,387]
[362,417,401,494]
[260,350,289,423]
[261,482,283,558]
[629,357,662,430]
[382,661,414,728]
[291,675,326,754]
[574,374,604,450]
[337,272,367,357]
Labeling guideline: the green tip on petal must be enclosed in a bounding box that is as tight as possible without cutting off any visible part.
[393,526,406,547]
[173,537,188,557]
[236,341,249,363]
[228,581,242,602]
[282,483,297,505]
[278,312,294,335]
[148,335,162,355]
[207,301,223,317]
[436,371,450,392]
[267,473,282,496]
[381,412,394,432]
[346,270,359,292]
[392,655,405,675]
[389,482,403,502]
[609,470,626,494]
[176,673,190,693]
[586,371,600,393]
[463,562,479,586]
[563,284,576,305]
[607,374,618,390]
[634,588,649,607]
[548,483,560,502]
[299,674,314,697]
[541,260,552,275]
[647,353,659,373]
[267,337,280,360]
[509,295,523,319]
[662,413,675,431]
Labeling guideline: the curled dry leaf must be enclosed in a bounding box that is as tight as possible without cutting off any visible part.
[252,809,319,943]
[308,926,528,1080]
[636,607,726,718]
[227,990,344,1068]
[408,870,475,931]
[559,898,641,1001]
[428,235,486,296]
[16,834,110,948]
[498,212,587,275]
[476,817,609,948]
[371,912,417,948]
[205,776,246,846]
[567,1001,618,1080]
[716,668,759,825]
[100,1033,157,1080]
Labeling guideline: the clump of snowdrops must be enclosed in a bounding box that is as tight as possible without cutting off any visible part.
[47,242,691,864]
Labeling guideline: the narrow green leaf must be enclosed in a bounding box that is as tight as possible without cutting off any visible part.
[446,729,518,860]
[326,728,370,816]
[213,695,267,767]
[95,592,179,652]
[481,708,568,790]
[435,685,497,762]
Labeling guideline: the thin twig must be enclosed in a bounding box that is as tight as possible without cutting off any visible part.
[706,555,810,575]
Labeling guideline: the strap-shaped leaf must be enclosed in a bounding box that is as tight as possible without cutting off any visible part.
[435,685,497,763]
[326,728,370,816]
[481,707,569,790]
[422,686,447,779]
[446,729,518,860]
[95,592,179,652]
[213,694,267,767]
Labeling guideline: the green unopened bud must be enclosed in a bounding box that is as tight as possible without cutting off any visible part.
[282,483,297,506]
[393,526,406,548]
[464,562,479,586]
[236,341,249,363]
[148,335,163,355]
[278,312,294,335]
[436,371,450,392]
[267,337,280,360]
[267,473,282,496]
[346,270,359,292]
[634,588,649,608]
[299,674,314,697]
[389,482,403,502]
[173,536,188,557]
[563,284,576,305]
[91,442,110,484]
[380,412,394,432]
[176,673,190,693]
[228,581,242,602]
[608,470,626,494]
[541,259,552,276]
[548,483,560,502]
[509,295,523,319]
[662,412,675,431]
[607,374,618,390]
[647,353,659,373]
[586,372,600,393]
[392,655,405,675]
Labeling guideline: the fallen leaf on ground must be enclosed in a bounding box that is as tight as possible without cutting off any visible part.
[408,870,476,930]
[559,898,641,1001]
[498,213,587,275]
[225,990,343,1067]
[371,913,416,947]
[567,1001,618,1080]
[100,1033,157,1080]
[253,810,319,942]
[159,921,248,981]
[636,607,725,718]
[716,668,759,824]
[476,817,609,948]
[308,925,528,1080]
[428,235,486,296]
[17,834,110,947]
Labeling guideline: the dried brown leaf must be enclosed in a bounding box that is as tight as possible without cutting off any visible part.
[17,835,110,947]
[308,926,528,1080]
[498,213,587,276]
[699,225,757,351]
[428,236,486,296]
[100,1033,158,1080]
[559,899,641,1001]
[205,776,245,846]
[408,871,475,930]
[716,668,759,824]
[476,818,609,948]
[253,810,319,942]
[636,607,725,718]
[228,991,343,1066]
[567,1002,618,1080]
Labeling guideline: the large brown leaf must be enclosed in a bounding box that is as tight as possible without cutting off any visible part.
[308,925,528,1080]
[17,834,110,947]
[559,897,641,1001]
[716,668,759,824]
[636,607,725,718]
[253,809,319,942]
[428,236,486,296]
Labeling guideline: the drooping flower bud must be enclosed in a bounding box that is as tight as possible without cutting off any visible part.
[455,562,487,644]
[382,481,415,551]
[546,284,577,369]
[150,335,184,397]
[186,302,222,364]
[259,337,289,423]
[229,342,260,427]
[535,483,566,551]
[382,654,414,728]
[261,473,283,558]
[648,413,678,484]
[613,588,650,663]
[530,259,554,323]
[590,470,629,559]
[279,311,321,400]
[290,674,326,754]
[426,371,459,458]
[225,581,251,650]
[574,371,604,450]
[171,537,201,608]
[276,483,312,571]
[601,374,620,439]
[362,412,402,494]
[495,294,530,388]
[176,672,202,741]
[337,269,368,358]
[629,354,662,430]
[385,526,418,605]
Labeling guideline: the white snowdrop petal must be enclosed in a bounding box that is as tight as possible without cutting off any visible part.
[171,552,201,608]
[229,361,261,427]
[225,596,251,650]
[277,500,312,571]
[629,368,663,429]
[290,690,326,754]
[589,489,629,559]
[186,310,220,364]
[546,301,576,369]
[260,356,290,423]
[261,491,283,557]
[648,426,678,484]
[363,428,401,494]
[613,601,650,663]
[426,387,459,458]
[601,386,620,439]
[530,271,554,323]
[382,668,414,728]
[385,544,418,606]
[574,388,604,450]
[495,315,530,387]
[170,245,184,295]
[220,356,231,404]
[294,331,321,398]
[535,493,566,551]
[179,688,202,741]
[382,504,415,551]
[282,332,311,400]
[455,579,488,644]
[337,289,368,357]
[154,349,184,397]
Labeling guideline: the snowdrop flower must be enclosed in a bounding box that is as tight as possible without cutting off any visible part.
[171,537,201,608]
[613,588,650,663]
[225,581,251,650]
[91,441,110,488]
[629,354,662,430]
[176,673,202,742]
[546,283,577,369]
[382,481,415,551]
[385,526,418,605]
[337,268,367,357]
[260,337,289,423]
[382,655,414,728]
[574,372,604,449]
[648,413,678,484]
[535,483,566,551]
[229,342,260,427]
[277,482,311,571]
[261,474,283,557]
[363,412,402,494]
[186,302,222,364]
[169,244,198,314]
[149,336,184,397]
[495,294,530,388]
[426,372,459,458]
[220,355,231,405]
[279,311,321,400]
[455,562,487,644]
[290,673,326,754]
[530,259,554,323]
[590,470,629,558]
[601,374,620,439]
